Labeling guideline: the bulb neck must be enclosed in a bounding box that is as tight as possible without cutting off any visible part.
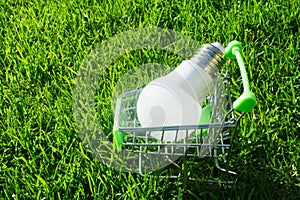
[189,43,225,78]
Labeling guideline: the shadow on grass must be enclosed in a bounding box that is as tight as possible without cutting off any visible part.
[175,154,300,199]
[142,149,300,199]
[150,165,300,200]
[230,167,300,200]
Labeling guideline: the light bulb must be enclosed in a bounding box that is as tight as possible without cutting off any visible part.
[136,42,225,142]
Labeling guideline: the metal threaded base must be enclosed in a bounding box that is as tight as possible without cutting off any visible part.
[190,43,226,78]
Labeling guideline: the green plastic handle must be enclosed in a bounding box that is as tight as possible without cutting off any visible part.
[197,104,212,137]
[224,41,256,112]
[113,130,123,151]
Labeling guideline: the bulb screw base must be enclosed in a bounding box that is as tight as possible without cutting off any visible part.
[190,43,226,78]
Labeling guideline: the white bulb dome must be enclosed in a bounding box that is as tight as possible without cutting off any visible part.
[136,43,225,142]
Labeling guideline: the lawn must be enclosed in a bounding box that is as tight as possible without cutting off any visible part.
[1,0,299,199]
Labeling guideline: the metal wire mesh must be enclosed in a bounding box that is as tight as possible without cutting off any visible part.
[114,73,237,158]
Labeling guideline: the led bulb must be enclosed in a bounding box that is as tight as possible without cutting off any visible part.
[136,43,225,142]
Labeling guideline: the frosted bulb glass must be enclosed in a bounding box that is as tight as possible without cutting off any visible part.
[136,43,225,142]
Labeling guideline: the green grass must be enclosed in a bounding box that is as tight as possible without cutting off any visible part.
[1,0,299,199]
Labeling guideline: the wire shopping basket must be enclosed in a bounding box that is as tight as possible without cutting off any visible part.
[113,41,256,185]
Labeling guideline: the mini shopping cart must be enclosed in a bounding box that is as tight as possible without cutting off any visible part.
[113,41,256,185]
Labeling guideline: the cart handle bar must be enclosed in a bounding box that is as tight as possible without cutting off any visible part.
[224,41,256,112]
